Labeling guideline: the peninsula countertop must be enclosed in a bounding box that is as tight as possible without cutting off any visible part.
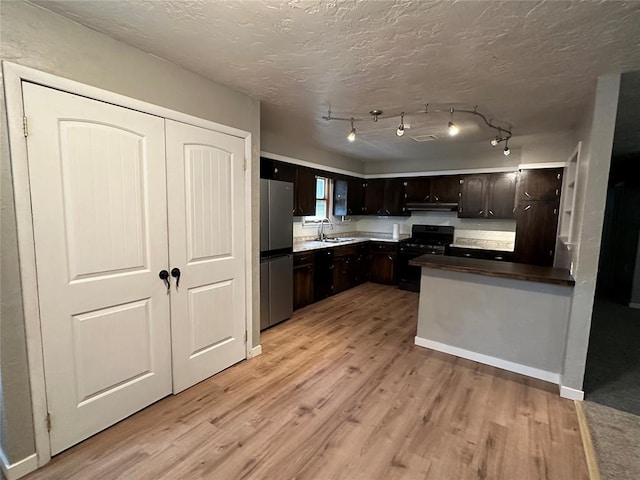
[410,254,575,287]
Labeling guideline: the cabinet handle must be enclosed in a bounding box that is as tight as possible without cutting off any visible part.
[386,209,391,215]
[329,265,335,270]
[524,191,531,198]
[478,209,484,215]
[524,205,531,211]
[463,253,471,257]
[274,167,279,174]
[494,256,503,260]
[434,195,439,202]
[489,210,494,216]
[424,195,430,201]
[388,255,393,261]
[307,265,312,270]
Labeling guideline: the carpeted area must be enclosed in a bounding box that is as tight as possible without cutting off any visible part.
[583,299,640,415]
[583,401,640,480]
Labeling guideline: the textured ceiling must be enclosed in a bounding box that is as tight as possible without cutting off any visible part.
[33,0,640,162]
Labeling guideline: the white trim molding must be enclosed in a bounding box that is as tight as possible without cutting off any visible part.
[628,302,640,310]
[249,345,263,358]
[0,451,39,480]
[560,385,585,401]
[414,336,561,385]
[518,161,568,170]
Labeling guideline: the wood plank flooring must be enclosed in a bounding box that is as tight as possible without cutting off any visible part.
[25,283,588,479]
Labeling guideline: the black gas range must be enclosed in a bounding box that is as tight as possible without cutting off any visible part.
[398,225,454,292]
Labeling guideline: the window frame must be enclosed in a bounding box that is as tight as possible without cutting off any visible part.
[303,176,331,224]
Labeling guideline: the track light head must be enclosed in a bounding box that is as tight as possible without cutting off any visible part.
[347,118,356,142]
[396,112,405,137]
[503,139,511,156]
[448,121,459,136]
[491,137,500,147]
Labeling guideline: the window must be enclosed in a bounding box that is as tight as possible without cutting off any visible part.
[304,176,329,222]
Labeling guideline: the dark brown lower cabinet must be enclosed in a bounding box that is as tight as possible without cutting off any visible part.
[293,252,315,310]
[314,248,334,301]
[369,242,397,284]
[332,245,358,294]
[355,244,370,284]
[514,201,560,266]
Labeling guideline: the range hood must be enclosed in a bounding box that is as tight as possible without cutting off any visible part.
[405,202,458,212]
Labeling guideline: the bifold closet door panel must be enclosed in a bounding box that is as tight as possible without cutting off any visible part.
[22,82,172,455]
[165,119,247,394]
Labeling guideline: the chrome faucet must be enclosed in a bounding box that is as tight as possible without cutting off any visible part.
[317,217,333,241]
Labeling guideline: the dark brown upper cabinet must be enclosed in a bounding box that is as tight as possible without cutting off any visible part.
[517,168,563,201]
[458,175,488,218]
[347,177,366,215]
[430,175,461,204]
[364,178,406,216]
[486,172,517,219]
[459,173,516,219]
[404,176,460,210]
[260,158,316,216]
[295,166,317,216]
[405,177,432,203]
[333,179,348,216]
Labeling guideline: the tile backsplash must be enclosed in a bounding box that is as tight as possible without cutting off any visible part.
[293,211,516,248]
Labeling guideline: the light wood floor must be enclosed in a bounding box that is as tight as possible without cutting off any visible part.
[26,283,588,479]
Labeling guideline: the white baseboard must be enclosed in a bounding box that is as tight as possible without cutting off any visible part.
[0,451,38,480]
[629,302,640,310]
[560,385,585,400]
[414,336,561,385]
[249,345,262,357]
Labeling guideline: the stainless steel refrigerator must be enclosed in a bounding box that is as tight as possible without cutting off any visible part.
[260,179,294,330]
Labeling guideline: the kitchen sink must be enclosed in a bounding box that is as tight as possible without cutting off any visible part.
[323,237,357,243]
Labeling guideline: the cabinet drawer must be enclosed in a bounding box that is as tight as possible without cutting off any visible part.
[333,244,359,257]
[369,242,397,254]
[448,247,513,262]
[293,252,315,266]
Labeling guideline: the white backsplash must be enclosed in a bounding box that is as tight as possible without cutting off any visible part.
[293,211,516,249]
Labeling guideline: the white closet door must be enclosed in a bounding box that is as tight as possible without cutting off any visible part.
[23,83,172,455]
[165,119,247,393]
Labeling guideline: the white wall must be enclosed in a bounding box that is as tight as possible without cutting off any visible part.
[0,1,260,467]
[561,74,620,392]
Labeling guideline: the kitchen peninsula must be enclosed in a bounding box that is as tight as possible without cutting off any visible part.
[411,255,575,388]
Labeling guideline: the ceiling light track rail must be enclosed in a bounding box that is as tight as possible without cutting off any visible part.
[322,104,513,155]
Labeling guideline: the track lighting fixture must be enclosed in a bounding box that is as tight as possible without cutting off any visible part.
[396,112,405,137]
[347,118,356,142]
[448,108,459,136]
[322,104,512,154]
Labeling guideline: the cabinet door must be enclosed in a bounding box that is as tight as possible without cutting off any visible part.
[487,172,517,219]
[369,251,396,284]
[314,249,334,300]
[271,160,296,183]
[514,201,560,266]
[347,177,365,215]
[431,175,461,203]
[458,175,487,218]
[293,264,315,310]
[364,179,385,215]
[383,178,406,216]
[260,157,274,179]
[518,168,563,201]
[334,179,348,216]
[332,256,351,294]
[405,177,432,203]
[296,166,317,216]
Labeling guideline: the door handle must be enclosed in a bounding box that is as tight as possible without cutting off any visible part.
[159,270,170,292]
[171,267,181,288]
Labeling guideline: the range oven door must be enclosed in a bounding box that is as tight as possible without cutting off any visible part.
[398,246,444,292]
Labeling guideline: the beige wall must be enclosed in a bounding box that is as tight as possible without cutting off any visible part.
[561,74,620,391]
[0,1,260,465]
[261,130,364,173]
